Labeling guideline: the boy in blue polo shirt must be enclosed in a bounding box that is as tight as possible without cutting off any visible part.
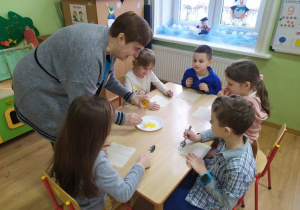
[181,45,222,95]
[164,95,257,209]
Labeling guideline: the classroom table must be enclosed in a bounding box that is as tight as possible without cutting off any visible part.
[107,82,217,210]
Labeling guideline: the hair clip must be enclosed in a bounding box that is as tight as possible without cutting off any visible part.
[259,74,264,81]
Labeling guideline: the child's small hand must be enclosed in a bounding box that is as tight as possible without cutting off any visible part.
[183,129,202,142]
[137,153,151,169]
[149,101,160,110]
[101,141,112,154]
[186,153,209,175]
[186,77,193,87]
[217,88,231,96]
[199,83,209,92]
[166,90,173,97]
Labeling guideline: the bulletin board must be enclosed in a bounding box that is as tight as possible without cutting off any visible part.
[270,0,300,55]
[61,0,98,26]
[95,0,144,26]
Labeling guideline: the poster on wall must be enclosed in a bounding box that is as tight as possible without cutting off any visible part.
[69,4,88,24]
[270,0,300,55]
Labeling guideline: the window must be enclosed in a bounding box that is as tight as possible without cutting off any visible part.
[152,0,278,58]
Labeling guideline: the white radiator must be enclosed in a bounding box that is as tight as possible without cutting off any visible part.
[152,44,235,86]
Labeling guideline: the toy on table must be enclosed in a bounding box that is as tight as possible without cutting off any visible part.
[197,17,211,35]
[231,0,249,20]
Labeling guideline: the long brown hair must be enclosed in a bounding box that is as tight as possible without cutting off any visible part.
[110,11,153,47]
[49,95,114,198]
[225,59,270,116]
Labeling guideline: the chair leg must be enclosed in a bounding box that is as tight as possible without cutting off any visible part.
[255,177,260,210]
[241,198,245,208]
[267,167,272,189]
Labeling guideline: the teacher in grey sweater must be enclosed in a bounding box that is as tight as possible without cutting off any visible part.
[12,11,152,143]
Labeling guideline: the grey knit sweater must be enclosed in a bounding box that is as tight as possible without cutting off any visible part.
[76,150,144,209]
[12,24,133,142]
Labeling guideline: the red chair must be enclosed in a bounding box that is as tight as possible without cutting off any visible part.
[232,193,246,210]
[254,123,286,210]
[41,171,80,210]
[233,123,286,210]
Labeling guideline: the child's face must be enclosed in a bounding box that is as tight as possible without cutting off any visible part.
[210,111,224,138]
[192,52,212,77]
[225,75,249,96]
[134,64,153,79]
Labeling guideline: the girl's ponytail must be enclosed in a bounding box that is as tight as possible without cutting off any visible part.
[256,80,271,116]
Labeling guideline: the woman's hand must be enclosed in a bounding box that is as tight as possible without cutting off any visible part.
[149,101,160,110]
[130,94,149,109]
[137,154,151,169]
[124,113,142,126]
[186,153,208,175]
[183,129,202,142]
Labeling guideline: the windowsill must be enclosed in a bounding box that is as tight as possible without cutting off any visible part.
[153,34,272,59]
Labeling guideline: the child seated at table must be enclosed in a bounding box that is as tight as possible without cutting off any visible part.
[48,95,151,209]
[124,48,173,110]
[164,95,256,210]
[181,45,222,95]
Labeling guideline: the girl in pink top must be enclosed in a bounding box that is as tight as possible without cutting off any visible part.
[217,59,270,157]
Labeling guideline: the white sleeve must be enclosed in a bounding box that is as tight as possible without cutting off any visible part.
[150,72,168,95]
[124,71,134,93]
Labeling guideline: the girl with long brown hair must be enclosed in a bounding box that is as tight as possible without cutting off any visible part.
[49,95,151,209]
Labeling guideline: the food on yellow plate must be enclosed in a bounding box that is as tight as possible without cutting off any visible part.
[143,121,156,128]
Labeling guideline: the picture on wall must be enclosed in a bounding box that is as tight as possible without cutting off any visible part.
[69,4,88,24]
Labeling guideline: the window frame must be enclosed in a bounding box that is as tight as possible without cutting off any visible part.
[151,0,279,59]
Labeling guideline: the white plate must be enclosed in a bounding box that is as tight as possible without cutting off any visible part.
[136,116,164,132]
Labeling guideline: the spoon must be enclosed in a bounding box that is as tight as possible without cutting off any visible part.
[147,145,156,154]
[180,126,192,148]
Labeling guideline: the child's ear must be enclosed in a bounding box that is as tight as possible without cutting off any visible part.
[208,60,213,66]
[224,127,232,136]
[244,81,251,89]
[117,33,126,45]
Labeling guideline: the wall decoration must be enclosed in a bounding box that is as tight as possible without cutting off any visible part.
[231,0,249,20]
[116,1,122,9]
[69,4,88,24]
[0,11,39,49]
[106,3,116,27]
[270,0,300,55]
[23,26,39,47]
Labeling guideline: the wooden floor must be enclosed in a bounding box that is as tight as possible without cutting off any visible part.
[0,124,299,210]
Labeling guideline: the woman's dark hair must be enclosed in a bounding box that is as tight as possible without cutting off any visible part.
[49,95,114,198]
[225,59,270,115]
[110,11,153,47]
